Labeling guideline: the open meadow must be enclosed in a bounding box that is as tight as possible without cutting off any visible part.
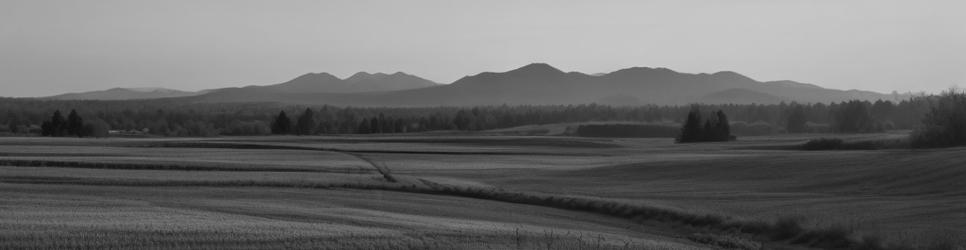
[1,132,963,249]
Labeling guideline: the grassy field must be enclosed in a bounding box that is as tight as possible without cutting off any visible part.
[0,132,962,249]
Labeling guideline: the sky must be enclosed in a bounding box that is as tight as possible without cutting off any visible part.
[1,0,964,97]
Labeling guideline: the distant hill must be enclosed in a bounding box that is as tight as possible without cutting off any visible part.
[190,63,906,106]
[46,87,201,100]
[193,71,439,103]
[228,71,438,94]
[343,72,440,92]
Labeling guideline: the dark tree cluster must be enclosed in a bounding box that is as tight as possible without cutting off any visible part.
[39,110,106,137]
[295,108,315,135]
[830,100,880,133]
[271,111,292,134]
[677,108,732,143]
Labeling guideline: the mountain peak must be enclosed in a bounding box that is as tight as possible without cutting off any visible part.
[346,72,374,81]
[290,72,340,83]
[509,63,565,75]
[608,67,679,76]
[346,71,423,82]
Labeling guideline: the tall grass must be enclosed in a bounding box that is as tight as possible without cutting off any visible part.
[801,138,910,150]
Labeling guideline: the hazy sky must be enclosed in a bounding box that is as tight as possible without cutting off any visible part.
[1,0,963,97]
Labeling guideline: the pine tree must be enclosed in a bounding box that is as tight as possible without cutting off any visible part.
[453,110,471,130]
[357,119,371,134]
[369,117,380,134]
[67,109,84,137]
[7,114,19,134]
[703,120,715,141]
[271,111,292,134]
[295,108,315,135]
[43,110,67,137]
[40,121,51,136]
[786,105,807,133]
[395,118,406,133]
[678,107,703,143]
[714,110,731,141]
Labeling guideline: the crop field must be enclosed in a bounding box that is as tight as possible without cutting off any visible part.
[1,132,963,249]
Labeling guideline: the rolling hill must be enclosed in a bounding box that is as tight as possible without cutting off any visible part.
[45,87,202,100]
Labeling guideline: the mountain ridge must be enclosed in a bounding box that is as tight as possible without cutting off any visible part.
[42,63,908,105]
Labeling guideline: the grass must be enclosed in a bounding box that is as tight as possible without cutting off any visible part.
[0,133,963,249]
[0,170,908,249]
[0,184,705,250]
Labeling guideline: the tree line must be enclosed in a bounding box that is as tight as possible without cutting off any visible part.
[0,95,943,137]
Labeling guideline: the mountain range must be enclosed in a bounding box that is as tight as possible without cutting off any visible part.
[44,64,905,106]
[43,72,438,101]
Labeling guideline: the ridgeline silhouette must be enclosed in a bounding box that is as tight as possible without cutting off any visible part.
[39,63,906,106]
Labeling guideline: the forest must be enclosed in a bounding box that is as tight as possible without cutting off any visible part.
[0,95,941,137]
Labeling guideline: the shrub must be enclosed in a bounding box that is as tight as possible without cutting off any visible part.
[855,235,885,250]
[793,225,853,248]
[802,138,844,150]
[771,216,805,240]
[801,137,906,150]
